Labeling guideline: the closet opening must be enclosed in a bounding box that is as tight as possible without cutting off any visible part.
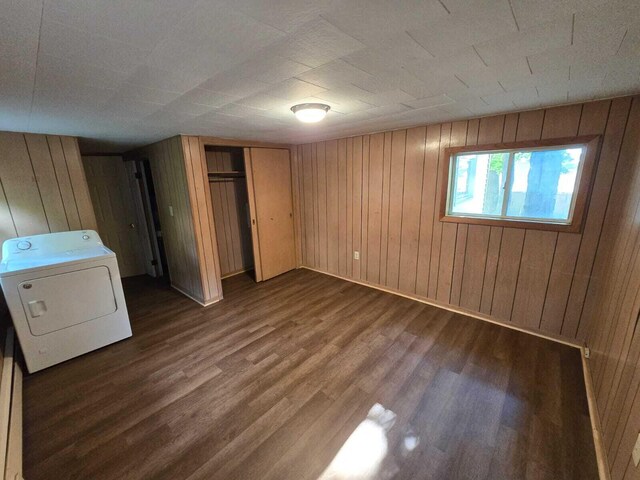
[206,146,255,284]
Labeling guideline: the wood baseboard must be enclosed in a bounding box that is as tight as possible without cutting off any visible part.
[221,268,253,280]
[300,266,582,349]
[171,285,221,307]
[581,349,611,480]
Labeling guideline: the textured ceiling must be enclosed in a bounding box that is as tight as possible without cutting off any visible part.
[1,0,639,152]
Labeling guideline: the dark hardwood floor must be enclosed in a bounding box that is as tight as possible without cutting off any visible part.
[23,269,598,480]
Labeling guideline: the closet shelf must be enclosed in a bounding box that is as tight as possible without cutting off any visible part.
[208,171,246,178]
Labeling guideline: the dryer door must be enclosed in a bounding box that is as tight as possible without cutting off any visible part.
[18,266,117,336]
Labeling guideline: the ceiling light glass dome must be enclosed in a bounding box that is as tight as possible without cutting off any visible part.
[291,103,330,123]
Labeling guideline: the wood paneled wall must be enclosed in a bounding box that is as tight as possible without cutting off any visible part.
[206,150,253,278]
[0,131,97,254]
[292,97,637,344]
[585,96,640,480]
[127,136,222,305]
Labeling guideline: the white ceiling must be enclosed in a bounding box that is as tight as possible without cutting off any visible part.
[1,0,639,152]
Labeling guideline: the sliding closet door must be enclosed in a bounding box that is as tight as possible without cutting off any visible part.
[245,148,296,281]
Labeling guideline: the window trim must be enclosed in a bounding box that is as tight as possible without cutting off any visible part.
[439,135,601,233]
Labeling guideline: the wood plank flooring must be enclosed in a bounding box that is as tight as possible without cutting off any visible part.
[23,269,598,480]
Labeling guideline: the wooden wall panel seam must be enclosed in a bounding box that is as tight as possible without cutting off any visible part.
[539,234,560,329]
[414,125,440,298]
[61,136,98,231]
[387,130,407,290]
[291,145,303,267]
[410,130,428,294]
[362,135,370,283]
[60,138,81,230]
[21,135,52,233]
[428,123,452,298]
[46,136,82,230]
[44,136,71,229]
[482,227,504,314]
[379,131,392,286]
[0,178,18,240]
[348,141,353,273]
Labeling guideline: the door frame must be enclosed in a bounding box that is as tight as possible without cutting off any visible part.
[124,160,158,277]
[198,137,299,286]
[82,155,149,278]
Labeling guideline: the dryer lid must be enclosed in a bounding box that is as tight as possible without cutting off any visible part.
[0,230,115,277]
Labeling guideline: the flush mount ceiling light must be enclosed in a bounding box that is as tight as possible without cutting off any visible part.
[291,103,330,123]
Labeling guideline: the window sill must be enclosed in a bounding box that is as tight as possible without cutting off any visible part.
[440,214,583,233]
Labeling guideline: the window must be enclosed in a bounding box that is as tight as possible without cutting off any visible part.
[441,136,600,232]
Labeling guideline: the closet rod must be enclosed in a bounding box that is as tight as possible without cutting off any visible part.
[209,178,240,183]
[207,171,246,179]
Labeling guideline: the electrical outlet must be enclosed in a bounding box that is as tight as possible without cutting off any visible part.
[353,251,360,260]
[633,432,640,467]
[168,206,174,217]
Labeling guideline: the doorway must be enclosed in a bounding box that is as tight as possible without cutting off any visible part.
[206,146,255,281]
[83,155,148,278]
[130,158,170,282]
[82,155,168,281]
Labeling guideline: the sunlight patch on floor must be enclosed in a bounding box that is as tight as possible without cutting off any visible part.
[317,403,399,480]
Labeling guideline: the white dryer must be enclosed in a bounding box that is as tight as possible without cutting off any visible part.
[0,230,132,373]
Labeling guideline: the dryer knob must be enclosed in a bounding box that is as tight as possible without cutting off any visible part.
[17,240,32,250]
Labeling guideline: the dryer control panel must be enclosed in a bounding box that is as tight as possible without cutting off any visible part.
[1,230,103,258]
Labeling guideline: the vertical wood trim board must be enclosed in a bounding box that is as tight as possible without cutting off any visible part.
[291,145,304,268]
[0,131,96,258]
[184,136,224,303]
[293,98,634,345]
